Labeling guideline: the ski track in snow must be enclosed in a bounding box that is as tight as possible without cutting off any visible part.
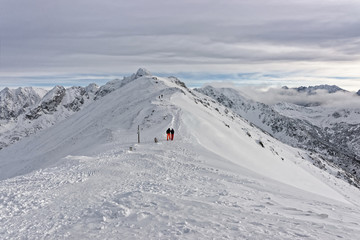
[1,138,360,239]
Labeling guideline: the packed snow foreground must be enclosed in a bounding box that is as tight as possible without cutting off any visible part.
[1,69,360,239]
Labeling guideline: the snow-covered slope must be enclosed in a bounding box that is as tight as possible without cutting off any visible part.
[0,69,156,150]
[197,85,360,188]
[1,70,360,239]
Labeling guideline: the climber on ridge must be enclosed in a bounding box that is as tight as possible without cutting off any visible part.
[166,128,171,141]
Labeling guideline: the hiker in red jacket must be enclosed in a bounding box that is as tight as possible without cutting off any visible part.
[170,128,175,140]
[166,128,171,141]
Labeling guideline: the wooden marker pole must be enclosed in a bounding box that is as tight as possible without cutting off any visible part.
[138,125,140,143]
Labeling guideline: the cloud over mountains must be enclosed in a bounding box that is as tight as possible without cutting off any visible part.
[233,85,360,107]
[1,0,360,89]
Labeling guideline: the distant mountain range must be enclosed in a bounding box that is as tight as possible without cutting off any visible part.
[0,69,152,150]
[2,69,360,239]
[282,84,348,94]
[0,70,359,188]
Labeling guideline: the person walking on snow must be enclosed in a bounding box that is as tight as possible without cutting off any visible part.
[166,128,171,141]
[170,128,175,141]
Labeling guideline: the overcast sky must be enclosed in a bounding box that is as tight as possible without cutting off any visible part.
[1,0,360,90]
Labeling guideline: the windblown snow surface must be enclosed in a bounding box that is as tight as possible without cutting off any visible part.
[1,74,360,239]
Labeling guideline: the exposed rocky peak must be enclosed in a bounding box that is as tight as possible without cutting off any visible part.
[356,90,360,96]
[25,84,99,120]
[0,87,45,120]
[26,86,66,120]
[62,86,87,112]
[41,86,66,108]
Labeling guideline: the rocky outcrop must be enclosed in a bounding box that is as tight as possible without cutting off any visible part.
[0,87,45,120]
[25,86,66,120]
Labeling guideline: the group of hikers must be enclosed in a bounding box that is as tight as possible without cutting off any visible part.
[166,128,175,141]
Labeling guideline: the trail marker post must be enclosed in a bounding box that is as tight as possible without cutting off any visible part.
[137,125,140,143]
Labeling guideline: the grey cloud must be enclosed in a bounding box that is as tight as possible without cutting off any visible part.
[1,0,360,90]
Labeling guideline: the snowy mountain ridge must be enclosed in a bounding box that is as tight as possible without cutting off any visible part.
[1,69,360,239]
[0,84,100,150]
[284,84,348,95]
[0,87,47,120]
[94,68,152,99]
[0,68,157,150]
[196,85,360,187]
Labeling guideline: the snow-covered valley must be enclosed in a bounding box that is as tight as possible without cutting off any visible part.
[1,69,360,239]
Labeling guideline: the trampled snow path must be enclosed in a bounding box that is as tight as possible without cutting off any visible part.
[1,137,360,239]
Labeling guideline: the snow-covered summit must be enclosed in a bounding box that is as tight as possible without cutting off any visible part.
[94,68,153,99]
[134,67,152,78]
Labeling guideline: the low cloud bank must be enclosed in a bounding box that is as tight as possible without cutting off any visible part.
[220,85,360,108]
[244,87,359,108]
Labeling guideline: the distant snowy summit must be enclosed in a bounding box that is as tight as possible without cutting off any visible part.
[282,84,348,95]
[0,87,47,120]
[25,85,99,120]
